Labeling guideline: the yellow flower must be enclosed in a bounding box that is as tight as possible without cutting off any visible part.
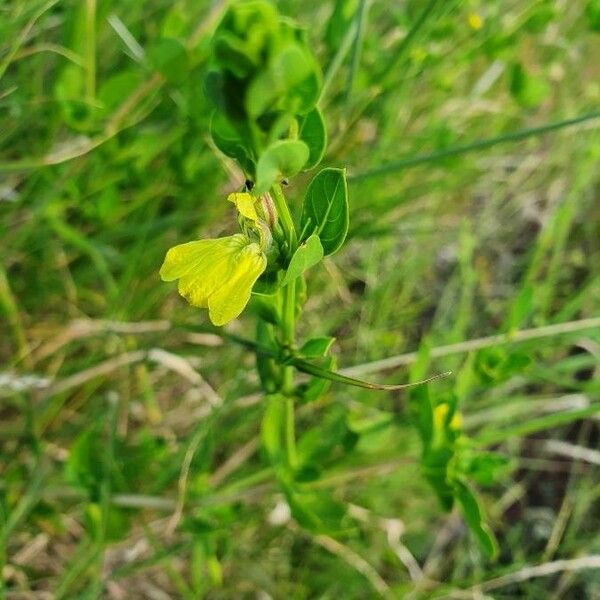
[449,411,461,430]
[160,233,267,326]
[433,403,462,432]
[467,12,483,30]
[433,403,449,432]
[228,191,272,248]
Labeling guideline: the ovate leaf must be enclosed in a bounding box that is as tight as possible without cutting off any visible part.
[300,167,349,255]
[297,356,336,403]
[299,336,335,359]
[299,107,327,169]
[281,234,323,287]
[255,140,309,193]
[245,43,316,117]
[509,62,549,109]
[454,479,498,559]
[210,113,255,175]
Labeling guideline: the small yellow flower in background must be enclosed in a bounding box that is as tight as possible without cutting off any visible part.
[160,233,267,326]
[433,403,462,432]
[449,411,461,430]
[468,12,483,31]
[433,403,449,431]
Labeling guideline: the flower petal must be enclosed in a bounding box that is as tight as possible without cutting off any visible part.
[160,239,215,281]
[161,235,248,307]
[177,247,235,308]
[228,192,259,223]
[207,242,267,325]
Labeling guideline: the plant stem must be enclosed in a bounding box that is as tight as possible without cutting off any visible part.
[271,183,297,255]
[272,184,298,468]
[285,396,297,468]
[282,277,297,468]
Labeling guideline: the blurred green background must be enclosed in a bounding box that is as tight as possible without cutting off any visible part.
[1,0,600,597]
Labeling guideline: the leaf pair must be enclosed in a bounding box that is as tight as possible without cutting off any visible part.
[272,167,348,289]
[300,167,349,255]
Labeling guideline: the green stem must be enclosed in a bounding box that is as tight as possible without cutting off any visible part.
[285,396,297,468]
[282,279,297,467]
[271,183,297,255]
[271,184,298,468]
[281,281,296,358]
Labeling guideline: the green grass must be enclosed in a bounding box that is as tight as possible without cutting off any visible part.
[1,0,600,597]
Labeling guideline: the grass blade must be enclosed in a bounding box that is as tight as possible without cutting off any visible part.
[350,111,600,181]
[344,0,369,101]
[474,404,600,446]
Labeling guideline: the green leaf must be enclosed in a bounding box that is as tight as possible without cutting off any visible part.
[148,38,188,84]
[299,108,327,169]
[161,4,189,37]
[255,140,309,193]
[474,348,531,385]
[84,503,131,542]
[281,234,323,287]
[210,113,255,175]
[454,479,498,559]
[422,446,455,511]
[253,268,283,295]
[407,339,443,448]
[213,1,277,78]
[461,452,510,487]
[292,355,449,391]
[64,427,103,494]
[213,32,258,79]
[204,71,225,110]
[251,297,280,326]
[282,485,346,533]
[300,167,349,255]
[296,356,336,403]
[245,43,318,117]
[505,283,534,332]
[522,2,555,33]
[296,405,354,468]
[299,336,335,359]
[509,62,549,109]
[587,0,600,31]
[54,64,93,130]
